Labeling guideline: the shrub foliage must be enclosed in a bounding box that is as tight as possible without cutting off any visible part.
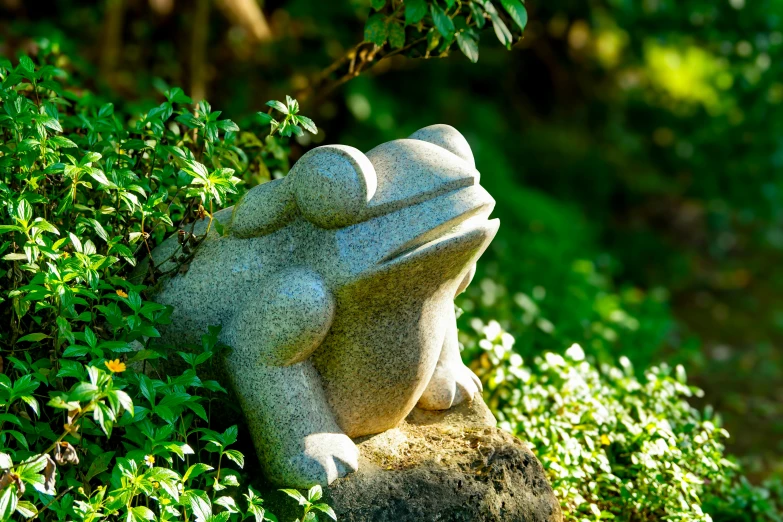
[0,55,321,521]
[462,319,783,521]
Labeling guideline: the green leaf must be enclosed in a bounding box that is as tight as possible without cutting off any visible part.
[265,100,288,113]
[41,115,63,133]
[217,119,240,132]
[183,463,214,483]
[70,382,99,402]
[296,115,317,134]
[364,14,389,46]
[279,489,308,506]
[202,380,228,393]
[85,451,115,482]
[215,496,239,513]
[0,225,22,234]
[2,253,28,262]
[371,0,386,9]
[0,486,18,520]
[470,3,486,28]
[82,151,102,165]
[222,425,239,446]
[177,112,202,128]
[257,112,276,125]
[312,503,337,521]
[166,87,193,104]
[16,455,48,480]
[18,55,35,72]
[488,9,513,48]
[15,500,37,518]
[224,449,244,468]
[431,4,455,40]
[389,23,406,49]
[69,232,83,253]
[98,103,115,117]
[89,169,111,186]
[185,401,208,421]
[130,506,155,521]
[17,199,32,223]
[0,415,21,428]
[187,494,213,522]
[307,485,323,502]
[499,0,527,30]
[17,332,49,342]
[62,344,90,357]
[20,395,39,417]
[83,326,98,348]
[285,95,299,113]
[405,0,428,24]
[32,218,59,235]
[456,32,479,63]
[4,430,28,450]
[219,472,240,487]
[164,442,194,460]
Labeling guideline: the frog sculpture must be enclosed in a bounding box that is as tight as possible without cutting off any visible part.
[150,124,499,487]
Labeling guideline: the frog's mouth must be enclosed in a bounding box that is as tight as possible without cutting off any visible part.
[377,186,499,268]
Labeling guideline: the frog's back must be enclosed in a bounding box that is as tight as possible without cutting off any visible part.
[150,206,296,347]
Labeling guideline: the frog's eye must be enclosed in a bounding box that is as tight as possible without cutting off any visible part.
[409,124,475,167]
[291,145,377,229]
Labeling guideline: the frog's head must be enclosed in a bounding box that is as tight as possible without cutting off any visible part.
[230,125,498,298]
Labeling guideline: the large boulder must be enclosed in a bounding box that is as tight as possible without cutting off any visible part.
[265,397,562,521]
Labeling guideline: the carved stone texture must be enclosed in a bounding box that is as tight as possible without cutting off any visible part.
[151,125,500,487]
[263,398,564,522]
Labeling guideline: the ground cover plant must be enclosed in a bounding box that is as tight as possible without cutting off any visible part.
[462,319,783,521]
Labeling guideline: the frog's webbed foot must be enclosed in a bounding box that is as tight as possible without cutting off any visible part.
[418,358,483,410]
[281,432,359,487]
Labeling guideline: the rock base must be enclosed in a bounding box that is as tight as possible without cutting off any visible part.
[265,398,562,522]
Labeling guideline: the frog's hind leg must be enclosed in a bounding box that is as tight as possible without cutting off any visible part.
[222,268,358,487]
[227,360,359,487]
[416,307,483,411]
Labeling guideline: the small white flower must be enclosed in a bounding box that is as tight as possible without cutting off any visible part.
[483,320,502,341]
[565,343,585,362]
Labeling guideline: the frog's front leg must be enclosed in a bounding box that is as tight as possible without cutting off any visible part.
[222,268,358,487]
[417,306,482,411]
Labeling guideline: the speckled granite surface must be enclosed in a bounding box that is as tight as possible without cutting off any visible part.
[150,125,500,487]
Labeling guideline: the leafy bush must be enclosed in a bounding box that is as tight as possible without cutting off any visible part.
[363,0,528,64]
[461,319,783,521]
[0,54,323,521]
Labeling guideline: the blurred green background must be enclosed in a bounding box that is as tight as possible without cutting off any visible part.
[3,0,782,483]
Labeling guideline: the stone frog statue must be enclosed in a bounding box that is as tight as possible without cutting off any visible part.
[149,124,499,487]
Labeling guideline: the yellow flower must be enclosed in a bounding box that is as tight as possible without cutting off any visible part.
[61,252,70,259]
[105,359,126,373]
[116,289,128,298]
[600,434,611,446]
[144,455,155,467]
